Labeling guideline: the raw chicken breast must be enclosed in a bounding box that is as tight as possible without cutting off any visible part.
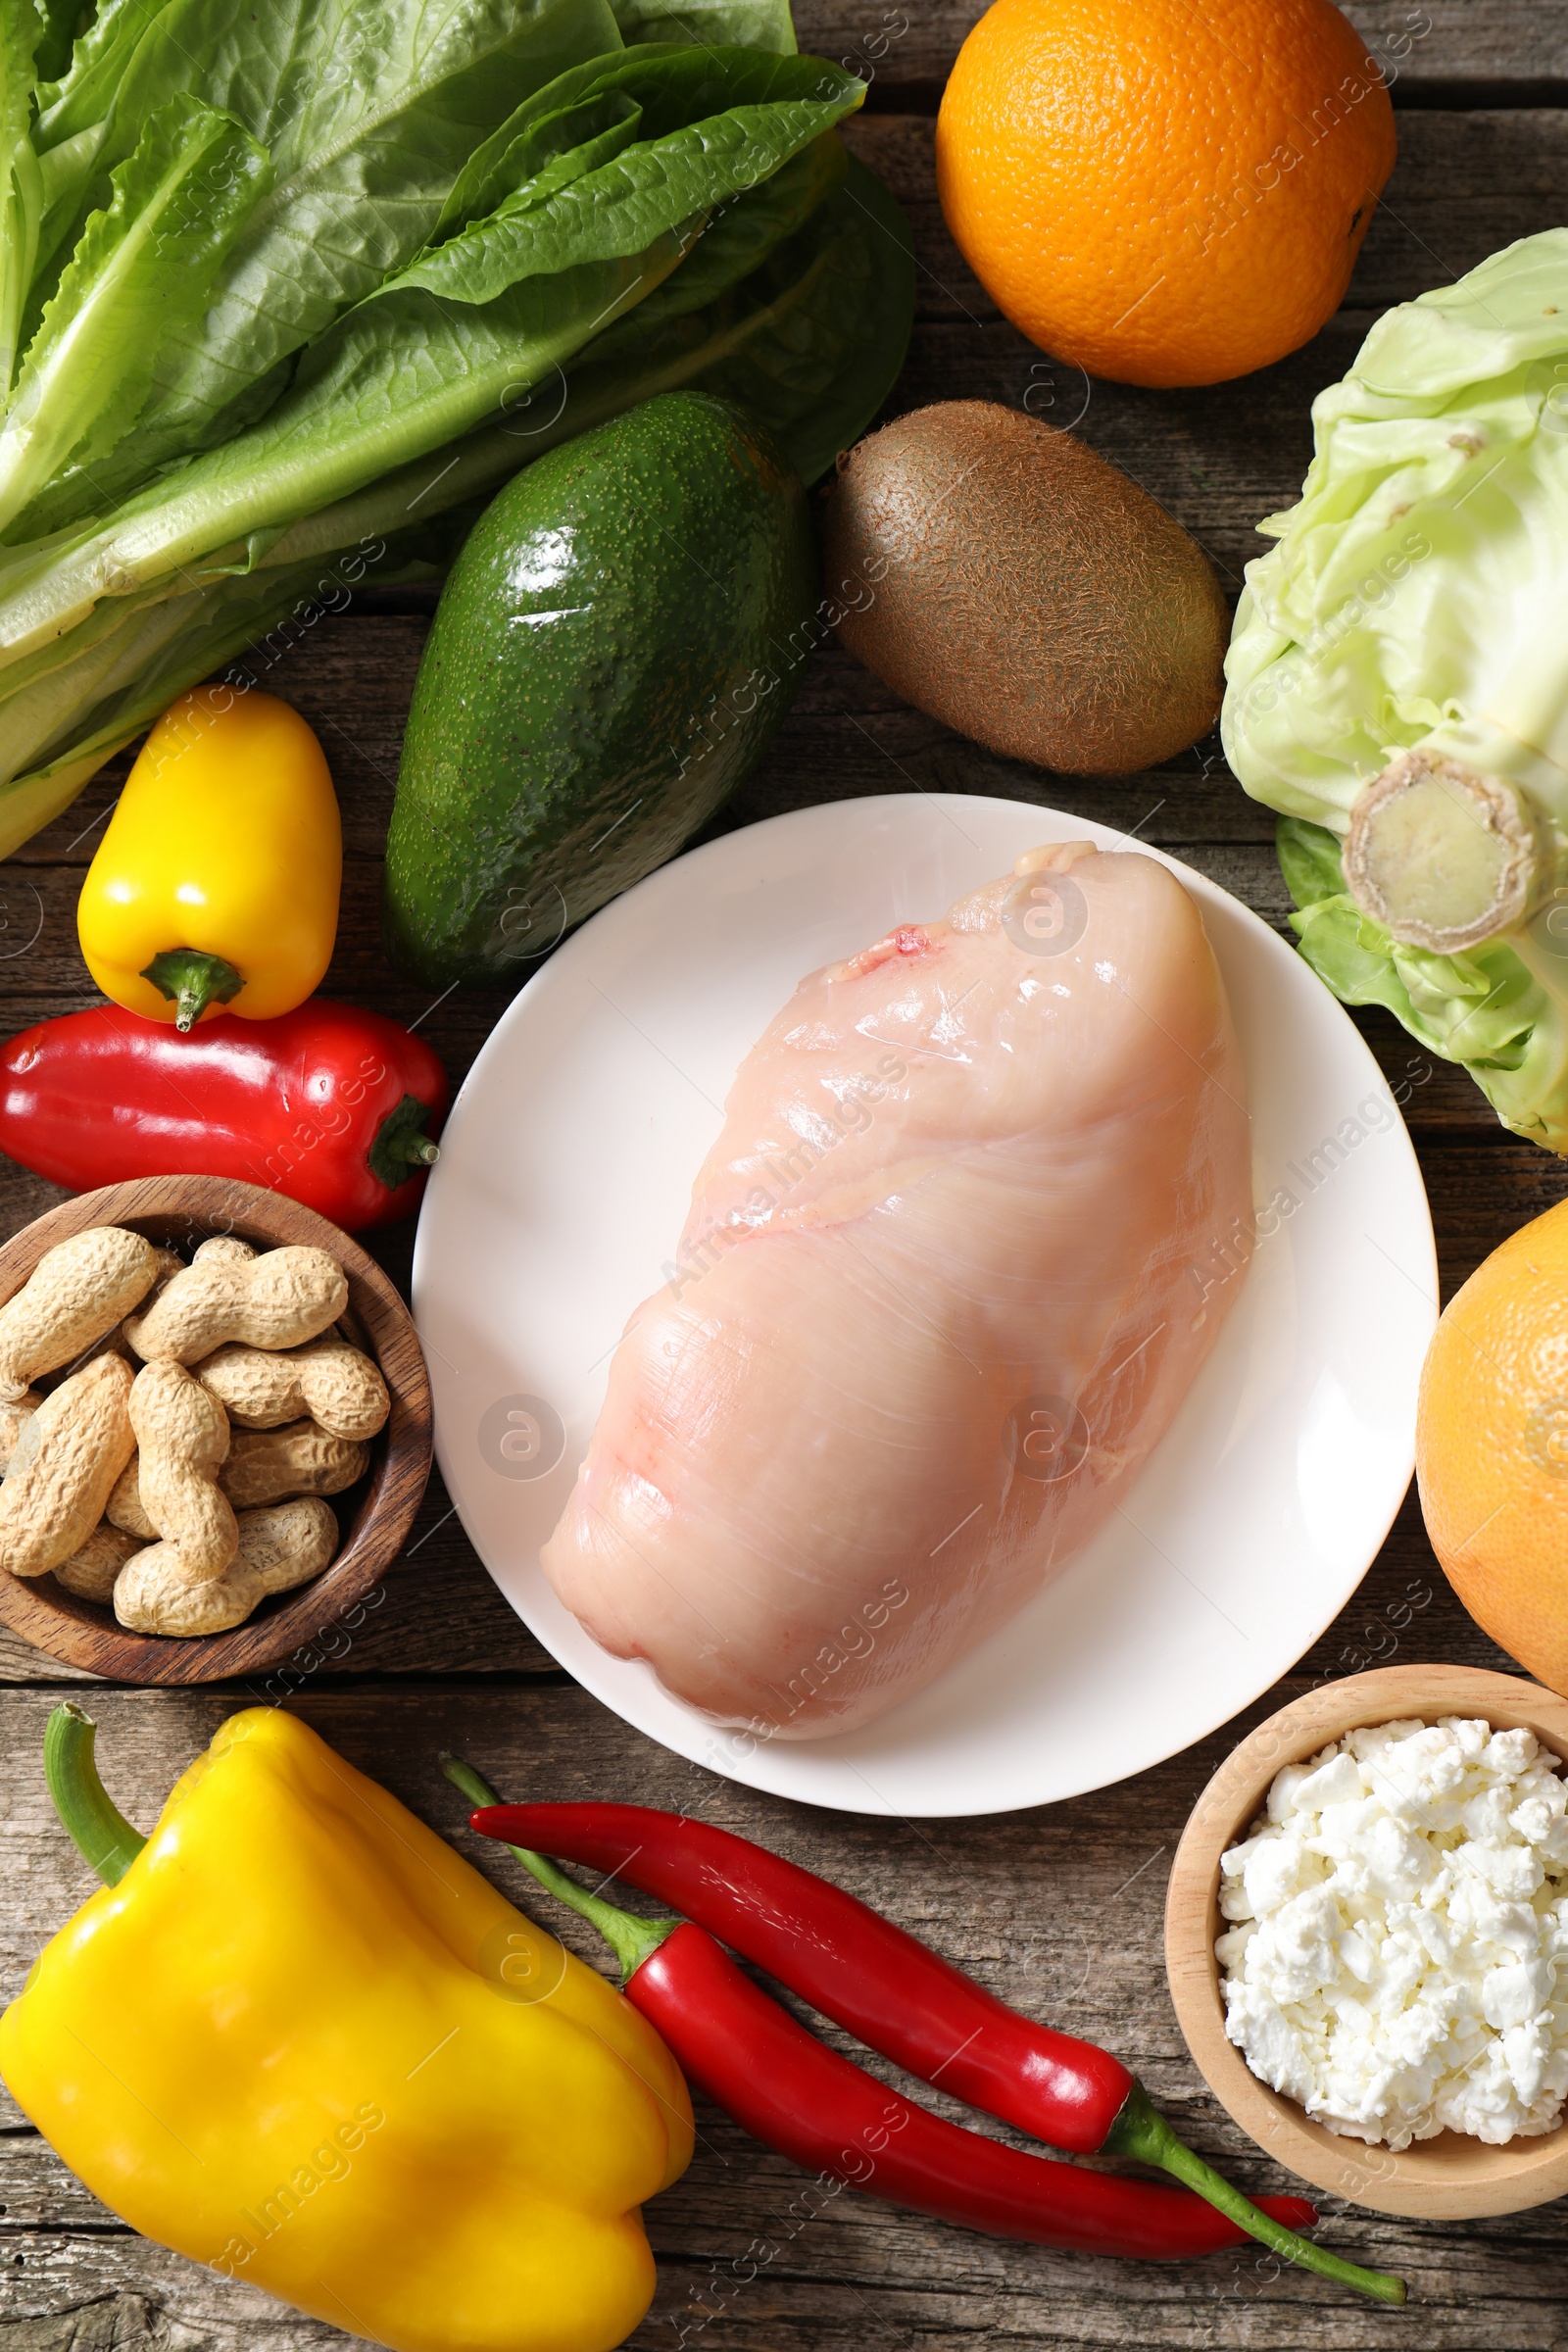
[543,843,1251,1738]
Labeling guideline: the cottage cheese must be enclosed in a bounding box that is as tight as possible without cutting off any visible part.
[1216,1717,1568,2148]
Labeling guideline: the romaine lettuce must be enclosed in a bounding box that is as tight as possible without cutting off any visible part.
[0,0,913,855]
[1224,228,1568,1151]
[0,0,40,396]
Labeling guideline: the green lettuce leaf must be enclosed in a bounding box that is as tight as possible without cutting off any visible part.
[0,238,686,661]
[0,49,864,659]
[612,0,796,50]
[0,0,39,398]
[433,89,646,249]
[0,524,457,856]
[601,143,912,481]
[429,39,827,238]
[0,95,269,532]
[0,133,913,840]
[32,122,99,278]
[35,0,178,149]
[588,121,845,322]
[29,0,190,272]
[0,1,918,857]
[236,132,898,544]
[30,0,77,85]
[233,125,853,555]
[23,0,626,523]
[379,49,863,306]
[366,127,901,484]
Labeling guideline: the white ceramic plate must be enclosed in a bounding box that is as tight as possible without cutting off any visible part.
[412,793,1438,1818]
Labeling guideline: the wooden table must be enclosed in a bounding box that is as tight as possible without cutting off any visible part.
[2,7,1566,2346]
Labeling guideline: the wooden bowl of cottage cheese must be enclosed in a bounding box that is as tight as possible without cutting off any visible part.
[1167,1663,1568,2218]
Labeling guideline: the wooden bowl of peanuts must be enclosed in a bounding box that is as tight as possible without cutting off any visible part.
[0,1175,432,1683]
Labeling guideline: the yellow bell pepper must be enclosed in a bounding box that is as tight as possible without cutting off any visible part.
[0,1706,694,2352]
[77,685,342,1030]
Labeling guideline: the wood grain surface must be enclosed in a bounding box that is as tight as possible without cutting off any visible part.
[2,13,1567,2352]
[796,0,1568,96]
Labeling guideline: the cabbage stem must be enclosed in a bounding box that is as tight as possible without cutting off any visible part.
[1344,749,1549,952]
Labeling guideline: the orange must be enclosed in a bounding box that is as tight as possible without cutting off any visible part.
[935,0,1396,389]
[1418,1199,1568,1698]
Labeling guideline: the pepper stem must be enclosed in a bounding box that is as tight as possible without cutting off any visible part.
[139,947,243,1031]
[441,1753,678,1983]
[1104,2082,1404,2306]
[368,1095,442,1190]
[44,1703,147,1886]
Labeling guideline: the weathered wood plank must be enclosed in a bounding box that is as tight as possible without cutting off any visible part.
[0,2251,344,2352]
[2,2124,1566,2352]
[0,614,1538,1138]
[797,0,1568,100]
[9,2213,1564,2352]
[0,2141,121,2232]
[1,1665,1566,2352]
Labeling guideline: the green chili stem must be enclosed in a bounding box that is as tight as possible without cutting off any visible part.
[1104,2083,1405,2306]
[44,1703,147,1886]
[440,1753,678,1983]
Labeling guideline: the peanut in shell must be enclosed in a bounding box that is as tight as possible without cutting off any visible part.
[128,1361,237,1583]
[114,1496,338,1636]
[196,1334,389,1443]
[0,1355,136,1578]
[0,1390,40,1473]
[125,1240,347,1365]
[106,1453,156,1540]
[54,1521,147,1604]
[219,1421,368,1510]
[0,1228,158,1402]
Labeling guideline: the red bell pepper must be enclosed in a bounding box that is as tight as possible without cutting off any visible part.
[0,1001,449,1230]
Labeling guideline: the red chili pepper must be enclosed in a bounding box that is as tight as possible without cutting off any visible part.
[450,1768,1403,2303]
[472,1800,1129,2151]
[0,1001,448,1231]
[625,1922,1321,2263]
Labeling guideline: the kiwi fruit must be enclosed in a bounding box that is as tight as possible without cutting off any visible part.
[820,401,1228,775]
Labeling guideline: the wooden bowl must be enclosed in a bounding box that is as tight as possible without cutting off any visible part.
[1166,1663,1568,2219]
[0,1176,432,1684]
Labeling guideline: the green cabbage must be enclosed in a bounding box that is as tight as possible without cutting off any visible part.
[1223,227,1568,1149]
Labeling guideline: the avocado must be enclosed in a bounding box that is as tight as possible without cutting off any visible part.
[382,392,818,986]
